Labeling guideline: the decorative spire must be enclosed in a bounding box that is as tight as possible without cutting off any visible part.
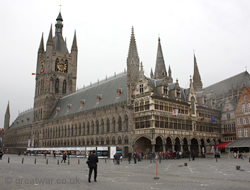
[47,24,53,46]
[127,27,139,61]
[150,68,154,78]
[139,62,144,80]
[5,101,10,116]
[168,65,172,77]
[193,53,203,91]
[154,37,167,79]
[71,30,78,51]
[38,33,44,52]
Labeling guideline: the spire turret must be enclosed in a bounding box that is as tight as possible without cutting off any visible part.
[154,37,167,79]
[193,53,203,91]
[47,24,53,46]
[4,102,10,132]
[38,33,44,52]
[71,30,78,51]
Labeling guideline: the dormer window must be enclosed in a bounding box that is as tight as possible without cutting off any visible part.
[140,84,144,93]
[67,104,72,112]
[56,107,60,115]
[97,94,102,103]
[176,89,181,99]
[117,88,122,97]
[163,86,168,95]
[80,99,86,108]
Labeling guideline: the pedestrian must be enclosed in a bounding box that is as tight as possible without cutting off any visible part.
[133,152,137,164]
[149,153,152,163]
[61,152,66,163]
[128,153,132,164]
[192,150,196,161]
[87,150,98,183]
[54,152,56,159]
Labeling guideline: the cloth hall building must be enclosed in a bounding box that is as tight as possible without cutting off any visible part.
[3,12,250,157]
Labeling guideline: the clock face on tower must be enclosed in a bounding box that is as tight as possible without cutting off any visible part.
[57,59,67,72]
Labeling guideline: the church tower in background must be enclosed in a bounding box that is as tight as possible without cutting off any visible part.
[33,12,78,122]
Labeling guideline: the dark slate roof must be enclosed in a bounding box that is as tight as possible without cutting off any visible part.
[202,71,250,99]
[9,109,33,129]
[53,36,68,53]
[49,72,127,119]
[147,78,187,102]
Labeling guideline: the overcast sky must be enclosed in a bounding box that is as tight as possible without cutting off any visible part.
[1,0,250,129]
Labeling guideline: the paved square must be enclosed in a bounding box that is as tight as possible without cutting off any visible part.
[0,154,250,190]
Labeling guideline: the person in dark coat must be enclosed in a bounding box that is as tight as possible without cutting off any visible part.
[127,153,132,164]
[61,152,66,163]
[87,150,99,183]
[133,152,137,164]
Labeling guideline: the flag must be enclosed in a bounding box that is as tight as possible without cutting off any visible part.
[201,116,204,121]
[188,113,192,119]
[172,109,178,116]
[211,116,215,122]
[32,73,36,75]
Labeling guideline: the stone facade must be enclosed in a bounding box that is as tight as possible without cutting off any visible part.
[3,11,250,157]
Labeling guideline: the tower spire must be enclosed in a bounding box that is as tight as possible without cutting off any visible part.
[47,24,53,46]
[38,33,44,52]
[71,30,78,51]
[4,101,10,132]
[193,53,203,91]
[154,37,167,79]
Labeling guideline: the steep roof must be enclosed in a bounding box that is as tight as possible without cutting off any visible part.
[203,71,250,99]
[9,110,33,129]
[49,72,127,119]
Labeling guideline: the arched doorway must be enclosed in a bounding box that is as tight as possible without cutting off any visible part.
[191,138,199,153]
[134,137,151,154]
[165,137,172,151]
[155,136,163,152]
[174,137,181,151]
[183,138,189,153]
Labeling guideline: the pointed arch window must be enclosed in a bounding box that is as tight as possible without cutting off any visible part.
[55,78,59,93]
[106,119,110,133]
[118,117,122,132]
[63,80,66,94]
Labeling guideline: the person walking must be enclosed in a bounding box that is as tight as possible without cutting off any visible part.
[128,153,132,164]
[87,150,98,183]
[0,151,3,160]
[61,152,67,163]
[133,152,137,164]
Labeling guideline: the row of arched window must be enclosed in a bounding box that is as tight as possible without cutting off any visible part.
[42,135,129,147]
[43,116,129,139]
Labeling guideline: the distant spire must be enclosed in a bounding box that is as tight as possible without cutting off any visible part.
[168,65,172,77]
[47,24,53,46]
[71,30,78,51]
[154,37,167,79]
[127,26,139,61]
[5,101,10,116]
[139,62,144,80]
[193,53,203,91]
[150,68,154,78]
[38,33,44,52]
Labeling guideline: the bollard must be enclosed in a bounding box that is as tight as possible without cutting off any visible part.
[236,166,240,170]
[8,157,10,163]
[154,153,160,179]
[78,159,80,165]
[22,158,24,164]
[57,160,59,165]
[46,159,48,165]
[34,158,36,164]
[216,156,218,162]
[68,159,70,165]
[105,158,106,163]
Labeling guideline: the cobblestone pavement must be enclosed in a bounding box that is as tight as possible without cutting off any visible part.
[0,154,250,190]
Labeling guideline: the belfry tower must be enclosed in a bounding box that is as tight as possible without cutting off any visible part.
[33,11,78,122]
